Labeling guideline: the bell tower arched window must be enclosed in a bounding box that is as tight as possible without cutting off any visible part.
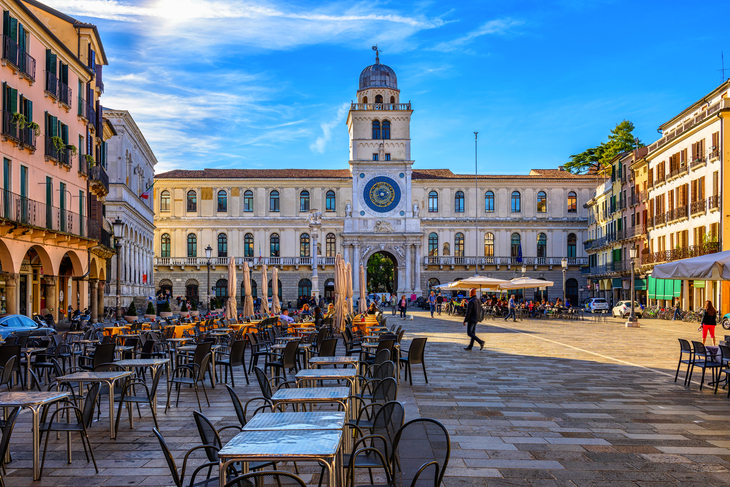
[375,94,383,104]
[382,120,390,139]
[372,120,380,139]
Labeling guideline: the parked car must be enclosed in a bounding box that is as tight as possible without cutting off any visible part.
[612,301,643,318]
[0,314,53,338]
[585,298,610,313]
[722,313,730,330]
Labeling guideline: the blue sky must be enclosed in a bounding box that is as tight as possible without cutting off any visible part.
[44,0,729,174]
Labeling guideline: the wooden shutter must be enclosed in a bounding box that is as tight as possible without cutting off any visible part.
[26,99,32,122]
[17,23,24,52]
[8,15,16,42]
[2,11,8,37]
[9,87,16,113]
[61,123,68,144]
[50,115,57,137]
[61,63,68,85]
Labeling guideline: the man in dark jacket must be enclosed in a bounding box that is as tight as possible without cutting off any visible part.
[463,288,485,351]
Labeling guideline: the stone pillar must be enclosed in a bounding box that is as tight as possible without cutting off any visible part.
[4,273,18,315]
[310,227,319,298]
[405,244,412,293]
[90,278,98,323]
[44,276,58,322]
[682,280,690,310]
[78,279,89,313]
[98,280,105,320]
[353,243,360,302]
[414,244,422,294]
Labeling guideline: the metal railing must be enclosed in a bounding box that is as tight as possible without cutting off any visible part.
[58,80,72,108]
[89,165,109,193]
[648,99,730,153]
[691,156,706,169]
[641,241,721,265]
[2,35,35,81]
[655,212,665,226]
[709,149,720,160]
[709,194,720,210]
[422,256,587,266]
[44,136,70,166]
[691,198,706,215]
[647,216,654,228]
[45,71,58,98]
[77,155,88,177]
[155,256,341,267]
[94,64,104,93]
[350,102,411,111]
[77,96,87,119]
[0,187,99,240]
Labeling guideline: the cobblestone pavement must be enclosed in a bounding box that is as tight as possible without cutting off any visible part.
[4,312,730,486]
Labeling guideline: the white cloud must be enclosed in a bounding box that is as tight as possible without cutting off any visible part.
[310,103,348,153]
[432,18,523,52]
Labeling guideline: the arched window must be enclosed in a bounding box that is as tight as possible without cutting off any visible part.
[187,233,197,257]
[326,233,336,257]
[485,191,494,213]
[185,280,199,303]
[362,96,368,104]
[511,191,521,212]
[270,233,280,257]
[567,233,577,258]
[298,279,312,299]
[382,120,391,139]
[269,190,279,212]
[537,233,547,258]
[537,191,547,213]
[443,242,450,256]
[244,233,254,257]
[428,191,438,212]
[160,233,171,258]
[268,279,282,299]
[250,279,258,298]
[218,233,227,257]
[217,190,227,212]
[300,190,310,212]
[454,233,465,257]
[428,278,440,290]
[567,191,577,213]
[372,120,381,139]
[215,279,228,298]
[160,190,170,212]
[300,233,310,257]
[326,190,336,212]
[186,190,197,212]
[374,94,383,104]
[390,96,395,104]
[454,191,465,213]
[484,233,494,257]
[243,190,254,212]
[510,233,521,258]
[428,233,438,256]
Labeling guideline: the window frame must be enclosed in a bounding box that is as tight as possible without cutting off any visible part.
[244,233,254,258]
[454,191,465,213]
[382,120,390,139]
[270,233,280,257]
[217,190,228,213]
[484,232,494,257]
[243,190,254,212]
[428,191,438,212]
[218,232,228,257]
[325,233,336,257]
[485,191,494,213]
[511,191,521,213]
[510,232,521,257]
[567,191,577,213]
[300,190,310,212]
[269,190,280,212]
[537,233,547,257]
[567,233,577,258]
[428,232,438,256]
[160,190,170,212]
[454,232,465,257]
[325,190,336,212]
[372,120,380,139]
[187,233,197,257]
[536,191,547,213]
[160,233,171,258]
[300,233,310,257]
[186,190,197,212]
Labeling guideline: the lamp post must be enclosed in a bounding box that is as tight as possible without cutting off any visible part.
[205,245,212,310]
[561,257,568,305]
[626,245,640,328]
[112,217,124,319]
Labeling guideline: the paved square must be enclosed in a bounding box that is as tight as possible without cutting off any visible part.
[4,311,730,486]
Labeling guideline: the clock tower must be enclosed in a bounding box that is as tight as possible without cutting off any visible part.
[343,50,423,297]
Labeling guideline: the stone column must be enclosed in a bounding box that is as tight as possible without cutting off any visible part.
[78,279,89,313]
[44,276,58,322]
[414,244,423,294]
[98,280,105,320]
[310,226,319,298]
[405,244,412,293]
[90,278,98,323]
[4,273,18,315]
[353,243,360,302]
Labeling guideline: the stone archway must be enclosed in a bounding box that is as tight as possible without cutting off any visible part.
[365,250,398,295]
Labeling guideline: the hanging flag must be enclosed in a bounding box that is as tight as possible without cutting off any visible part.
[517,243,523,264]
[140,181,155,199]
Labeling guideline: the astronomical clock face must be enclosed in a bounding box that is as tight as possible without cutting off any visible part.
[363,176,401,213]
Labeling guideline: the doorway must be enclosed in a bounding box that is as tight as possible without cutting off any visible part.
[365,251,398,294]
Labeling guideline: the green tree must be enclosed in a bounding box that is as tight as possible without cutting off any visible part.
[367,253,394,293]
[565,120,643,174]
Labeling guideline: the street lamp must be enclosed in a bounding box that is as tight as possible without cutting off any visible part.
[205,245,212,310]
[626,245,640,328]
[112,217,124,318]
[561,257,568,305]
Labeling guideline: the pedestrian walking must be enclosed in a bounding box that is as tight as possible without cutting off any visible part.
[436,293,443,316]
[672,299,681,321]
[504,294,517,322]
[428,291,436,318]
[399,295,407,319]
[463,288,485,351]
[700,300,717,346]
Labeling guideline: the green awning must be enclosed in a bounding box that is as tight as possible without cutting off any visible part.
[694,280,706,289]
[673,279,682,298]
[634,279,647,290]
[648,276,656,299]
[612,278,622,289]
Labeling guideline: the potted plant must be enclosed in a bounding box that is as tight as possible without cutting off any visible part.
[160,300,173,318]
[189,299,199,317]
[124,301,138,323]
[144,301,157,320]
[179,300,190,318]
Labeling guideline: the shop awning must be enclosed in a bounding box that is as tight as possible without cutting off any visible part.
[634,278,647,290]
[612,278,622,289]
[652,250,730,281]
[647,277,681,300]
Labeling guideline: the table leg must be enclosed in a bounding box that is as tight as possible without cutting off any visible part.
[26,352,32,390]
[108,380,116,439]
[32,406,40,480]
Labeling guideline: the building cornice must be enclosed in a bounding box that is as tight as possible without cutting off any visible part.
[104,109,158,166]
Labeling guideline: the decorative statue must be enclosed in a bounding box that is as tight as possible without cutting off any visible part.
[413,201,420,217]
[373,220,394,233]
[345,202,352,216]
[378,143,385,161]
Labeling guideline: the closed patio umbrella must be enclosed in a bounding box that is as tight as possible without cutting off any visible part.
[333,254,346,332]
[260,264,270,315]
[345,262,353,315]
[242,261,254,318]
[225,257,238,321]
[272,266,281,314]
[359,263,367,314]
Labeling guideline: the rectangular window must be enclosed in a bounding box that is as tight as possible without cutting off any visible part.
[713,171,719,196]
[385,153,391,161]
[372,154,378,161]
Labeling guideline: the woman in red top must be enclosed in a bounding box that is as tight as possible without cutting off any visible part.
[701,300,717,346]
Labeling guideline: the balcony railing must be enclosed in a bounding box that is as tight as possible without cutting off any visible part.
[350,102,411,111]
[691,198,707,215]
[423,256,588,267]
[709,195,720,210]
[640,242,721,265]
[619,199,626,210]
[89,165,109,194]
[87,102,96,125]
[44,136,70,166]
[94,64,104,93]
[0,187,99,240]
[77,155,88,177]
[58,80,72,108]
[647,216,654,228]
[155,256,341,267]
[665,208,675,222]
[691,156,706,169]
[77,96,87,119]
[2,35,35,81]
[709,149,720,160]
[655,172,665,185]
[648,98,730,154]
[45,71,58,98]
[655,213,665,226]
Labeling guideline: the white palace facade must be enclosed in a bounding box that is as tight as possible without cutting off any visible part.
[152,56,597,307]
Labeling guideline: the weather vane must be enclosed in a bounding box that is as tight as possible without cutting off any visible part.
[372,45,381,64]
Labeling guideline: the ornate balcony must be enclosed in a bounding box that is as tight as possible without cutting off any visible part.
[1,35,35,81]
[640,241,721,265]
[44,136,71,166]
[691,198,706,215]
[88,165,109,196]
[350,102,411,111]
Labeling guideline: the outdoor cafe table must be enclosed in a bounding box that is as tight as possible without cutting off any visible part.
[113,359,170,417]
[0,391,70,480]
[218,429,343,487]
[309,356,359,369]
[270,386,350,419]
[295,368,359,395]
[55,371,133,439]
